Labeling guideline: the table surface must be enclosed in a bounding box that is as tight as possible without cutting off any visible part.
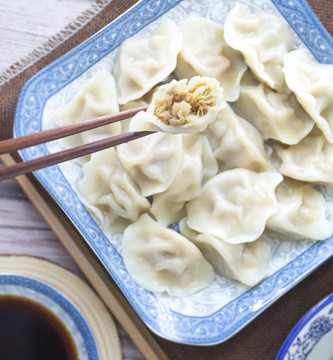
[0,0,144,359]
[0,1,331,360]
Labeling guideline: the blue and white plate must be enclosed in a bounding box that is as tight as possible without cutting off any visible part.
[0,274,98,360]
[13,0,333,345]
[276,293,333,360]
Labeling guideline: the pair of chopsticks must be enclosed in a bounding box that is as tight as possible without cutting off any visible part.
[0,106,152,181]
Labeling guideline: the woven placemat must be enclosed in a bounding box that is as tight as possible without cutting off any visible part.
[0,0,332,359]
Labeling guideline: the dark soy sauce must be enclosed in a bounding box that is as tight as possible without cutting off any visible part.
[0,295,79,360]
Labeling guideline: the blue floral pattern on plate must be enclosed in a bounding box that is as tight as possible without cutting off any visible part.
[277,293,333,360]
[0,275,98,360]
[13,0,333,345]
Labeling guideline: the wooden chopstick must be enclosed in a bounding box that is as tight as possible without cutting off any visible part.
[0,105,153,181]
[0,105,148,155]
[0,131,154,181]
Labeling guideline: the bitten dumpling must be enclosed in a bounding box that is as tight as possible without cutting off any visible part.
[179,220,271,286]
[283,48,333,143]
[59,70,121,150]
[271,128,333,184]
[174,17,247,102]
[224,4,293,93]
[114,20,182,104]
[129,76,224,134]
[235,82,314,144]
[116,132,182,197]
[266,178,332,240]
[77,148,150,233]
[122,214,214,297]
[204,105,274,172]
[185,169,283,244]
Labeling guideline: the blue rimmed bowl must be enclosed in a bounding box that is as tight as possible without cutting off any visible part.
[0,274,98,360]
[277,293,333,360]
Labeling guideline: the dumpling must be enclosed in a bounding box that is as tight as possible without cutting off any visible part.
[116,132,182,197]
[129,76,224,134]
[235,82,314,144]
[283,48,333,143]
[204,105,274,172]
[201,136,219,183]
[150,134,213,226]
[266,178,332,240]
[179,220,271,286]
[114,20,182,104]
[122,214,214,297]
[119,99,148,133]
[174,17,247,102]
[271,128,333,183]
[224,4,293,93]
[77,148,150,233]
[185,169,283,244]
[59,70,121,150]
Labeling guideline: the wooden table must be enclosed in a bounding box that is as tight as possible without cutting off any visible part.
[0,0,144,359]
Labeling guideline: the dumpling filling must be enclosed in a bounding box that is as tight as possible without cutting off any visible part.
[153,78,219,126]
[129,76,224,134]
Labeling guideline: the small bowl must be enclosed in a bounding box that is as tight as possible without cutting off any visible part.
[0,274,98,360]
[276,293,333,360]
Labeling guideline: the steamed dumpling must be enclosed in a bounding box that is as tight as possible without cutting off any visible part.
[150,134,217,226]
[119,99,148,133]
[271,128,333,184]
[235,82,314,144]
[185,169,283,244]
[174,17,247,102]
[266,178,332,240]
[224,4,293,93]
[116,132,182,197]
[129,76,224,134]
[200,136,219,183]
[77,148,150,233]
[122,214,214,297]
[179,220,271,286]
[59,70,121,149]
[283,48,333,143]
[114,20,182,104]
[205,105,274,172]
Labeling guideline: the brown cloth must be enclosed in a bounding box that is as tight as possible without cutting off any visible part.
[0,0,332,359]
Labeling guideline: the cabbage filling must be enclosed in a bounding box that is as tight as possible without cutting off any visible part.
[153,80,218,126]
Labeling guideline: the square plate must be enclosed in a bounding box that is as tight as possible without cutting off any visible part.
[13,0,333,345]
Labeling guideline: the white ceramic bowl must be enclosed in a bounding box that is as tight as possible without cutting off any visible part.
[276,293,333,360]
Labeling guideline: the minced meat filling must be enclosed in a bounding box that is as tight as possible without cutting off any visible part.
[153,81,217,126]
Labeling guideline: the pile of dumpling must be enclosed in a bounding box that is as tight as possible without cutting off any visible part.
[59,4,333,298]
